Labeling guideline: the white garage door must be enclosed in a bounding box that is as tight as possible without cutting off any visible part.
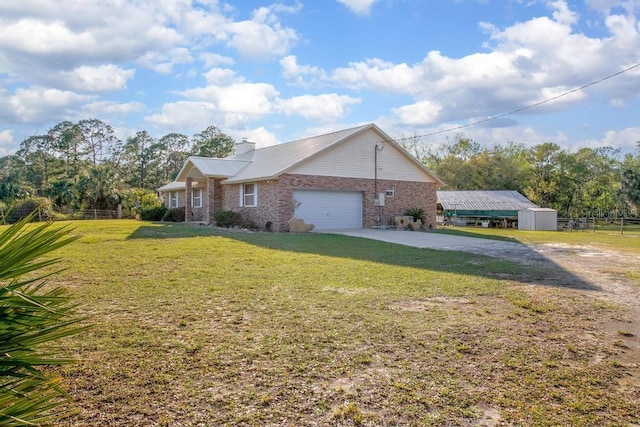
[293,190,363,230]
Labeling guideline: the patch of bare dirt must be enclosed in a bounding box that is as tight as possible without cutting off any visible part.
[502,242,640,388]
[388,297,472,312]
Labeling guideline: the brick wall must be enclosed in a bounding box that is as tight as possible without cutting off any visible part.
[204,177,224,224]
[221,180,282,230]
[163,190,187,209]
[279,174,438,230]
[219,174,437,232]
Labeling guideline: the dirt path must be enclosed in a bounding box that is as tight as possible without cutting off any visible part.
[330,229,640,390]
[496,242,640,389]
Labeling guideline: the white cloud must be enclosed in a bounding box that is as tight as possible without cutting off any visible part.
[225,7,299,61]
[550,0,579,25]
[181,82,278,115]
[146,101,220,130]
[604,13,640,46]
[579,126,640,151]
[199,52,235,68]
[82,101,146,117]
[392,101,443,126]
[0,18,95,56]
[151,70,359,130]
[280,55,326,85]
[179,5,229,38]
[65,64,135,92]
[331,59,423,93]
[203,68,244,85]
[277,94,361,121]
[0,1,220,83]
[336,0,379,16]
[136,48,193,74]
[585,0,640,14]
[0,130,15,157]
[324,0,640,125]
[1,0,639,155]
[0,2,188,67]
[235,126,279,148]
[2,86,91,122]
[148,77,279,131]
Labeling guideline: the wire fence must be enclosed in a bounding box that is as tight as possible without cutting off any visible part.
[558,217,640,233]
[3,208,639,234]
[0,208,121,224]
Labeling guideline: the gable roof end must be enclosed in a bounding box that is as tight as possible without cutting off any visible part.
[223,124,373,184]
[223,123,445,185]
[175,156,251,182]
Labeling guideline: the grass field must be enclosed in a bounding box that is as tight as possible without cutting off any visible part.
[435,225,640,253]
[23,220,640,426]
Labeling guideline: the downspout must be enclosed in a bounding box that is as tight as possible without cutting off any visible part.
[374,144,378,201]
[374,142,385,226]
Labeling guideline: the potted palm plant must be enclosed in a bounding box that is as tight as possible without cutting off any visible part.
[404,207,426,225]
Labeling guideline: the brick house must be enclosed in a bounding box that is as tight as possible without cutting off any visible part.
[158,123,444,232]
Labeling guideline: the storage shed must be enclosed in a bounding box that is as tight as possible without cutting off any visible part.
[518,208,558,231]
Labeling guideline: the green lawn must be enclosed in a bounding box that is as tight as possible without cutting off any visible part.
[435,225,640,253]
[26,220,640,426]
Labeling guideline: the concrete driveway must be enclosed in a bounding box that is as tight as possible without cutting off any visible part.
[317,228,531,259]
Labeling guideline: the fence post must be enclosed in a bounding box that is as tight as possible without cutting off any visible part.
[621,216,624,236]
[592,217,596,232]
[94,209,97,220]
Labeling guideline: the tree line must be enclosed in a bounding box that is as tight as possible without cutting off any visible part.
[1,119,639,219]
[403,134,640,218]
[0,119,235,213]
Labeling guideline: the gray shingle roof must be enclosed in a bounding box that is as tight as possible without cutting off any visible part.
[437,190,538,211]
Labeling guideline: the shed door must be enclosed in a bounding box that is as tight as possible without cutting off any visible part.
[293,190,363,230]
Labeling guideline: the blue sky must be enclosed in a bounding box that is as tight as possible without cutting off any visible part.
[1,0,639,156]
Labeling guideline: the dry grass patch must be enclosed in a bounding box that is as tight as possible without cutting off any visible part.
[18,220,638,426]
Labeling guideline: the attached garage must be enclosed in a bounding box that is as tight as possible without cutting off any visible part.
[293,190,363,230]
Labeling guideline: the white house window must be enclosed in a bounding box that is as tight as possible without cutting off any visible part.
[386,186,395,197]
[241,183,257,207]
[169,191,179,208]
[192,188,202,208]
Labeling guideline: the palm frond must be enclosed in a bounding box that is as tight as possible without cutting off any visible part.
[0,210,85,425]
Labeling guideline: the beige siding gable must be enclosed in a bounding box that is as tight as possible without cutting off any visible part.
[289,129,436,183]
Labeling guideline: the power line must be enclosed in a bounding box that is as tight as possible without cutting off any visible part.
[390,61,640,143]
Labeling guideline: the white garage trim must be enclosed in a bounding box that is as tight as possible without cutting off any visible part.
[293,190,363,230]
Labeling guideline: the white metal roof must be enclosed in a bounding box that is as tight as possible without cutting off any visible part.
[157,181,203,192]
[222,124,373,184]
[437,190,538,211]
[168,123,444,186]
[157,181,186,191]
[175,157,251,181]
[522,207,557,212]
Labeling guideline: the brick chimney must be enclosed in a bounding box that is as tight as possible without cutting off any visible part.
[235,138,256,155]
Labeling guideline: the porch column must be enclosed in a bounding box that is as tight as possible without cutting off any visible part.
[206,177,216,224]
[185,177,193,222]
